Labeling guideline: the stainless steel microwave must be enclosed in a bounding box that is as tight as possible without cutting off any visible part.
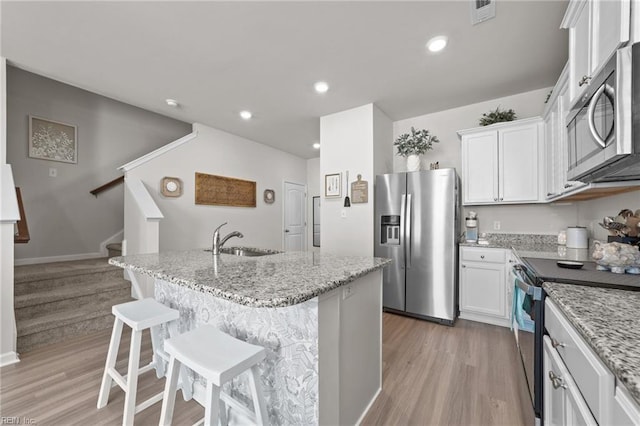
[566,43,640,182]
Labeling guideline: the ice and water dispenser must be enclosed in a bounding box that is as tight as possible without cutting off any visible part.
[380,215,401,245]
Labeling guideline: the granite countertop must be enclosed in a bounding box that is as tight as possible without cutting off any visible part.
[109,248,391,308]
[544,282,640,405]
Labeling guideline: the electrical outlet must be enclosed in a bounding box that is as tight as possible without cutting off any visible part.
[493,221,501,230]
[49,168,57,177]
[343,285,355,299]
[341,209,347,218]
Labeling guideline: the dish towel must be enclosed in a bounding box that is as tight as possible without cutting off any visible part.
[512,278,535,333]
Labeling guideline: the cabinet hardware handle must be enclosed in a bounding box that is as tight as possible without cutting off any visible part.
[494,197,498,201]
[480,255,485,259]
[462,265,466,268]
[578,75,592,87]
[548,371,567,389]
[499,198,503,201]
[564,183,572,188]
[551,338,565,348]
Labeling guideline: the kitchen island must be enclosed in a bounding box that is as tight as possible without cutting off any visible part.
[109,248,391,425]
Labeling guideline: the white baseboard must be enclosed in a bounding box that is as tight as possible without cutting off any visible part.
[14,252,105,266]
[356,386,382,426]
[0,351,20,367]
[99,229,124,256]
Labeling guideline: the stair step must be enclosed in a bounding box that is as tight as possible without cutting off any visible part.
[106,242,123,258]
[15,286,131,321]
[14,257,117,284]
[14,265,125,296]
[15,277,130,309]
[16,308,130,354]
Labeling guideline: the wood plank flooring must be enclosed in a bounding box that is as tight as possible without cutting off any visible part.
[1,313,532,425]
[362,313,533,426]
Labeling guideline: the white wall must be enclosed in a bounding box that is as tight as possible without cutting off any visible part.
[307,157,320,252]
[7,67,191,261]
[320,104,392,256]
[127,123,307,251]
[577,191,640,242]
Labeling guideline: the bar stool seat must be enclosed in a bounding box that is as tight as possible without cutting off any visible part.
[97,298,180,426]
[159,324,268,426]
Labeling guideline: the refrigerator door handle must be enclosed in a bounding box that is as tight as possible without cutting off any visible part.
[400,193,406,269]
[406,193,412,269]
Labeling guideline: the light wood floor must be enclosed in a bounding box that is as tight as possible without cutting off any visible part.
[1,314,531,425]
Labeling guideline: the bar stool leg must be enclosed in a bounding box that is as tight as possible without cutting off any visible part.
[204,381,221,426]
[159,356,181,426]
[248,365,268,425]
[97,317,124,409]
[122,329,142,426]
[149,324,165,378]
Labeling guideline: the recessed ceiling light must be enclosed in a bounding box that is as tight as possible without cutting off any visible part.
[165,99,179,107]
[312,142,321,149]
[427,36,448,53]
[239,110,252,120]
[314,81,329,94]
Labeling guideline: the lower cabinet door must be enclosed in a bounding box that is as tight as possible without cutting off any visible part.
[460,262,505,318]
[543,336,597,426]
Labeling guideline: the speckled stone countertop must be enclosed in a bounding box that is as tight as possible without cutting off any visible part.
[109,248,391,308]
[544,282,640,405]
[460,233,591,261]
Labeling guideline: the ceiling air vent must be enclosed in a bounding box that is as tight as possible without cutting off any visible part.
[470,0,496,25]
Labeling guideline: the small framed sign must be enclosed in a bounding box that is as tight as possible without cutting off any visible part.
[325,173,341,198]
[350,174,368,203]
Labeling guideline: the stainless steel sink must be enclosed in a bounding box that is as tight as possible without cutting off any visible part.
[219,247,271,257]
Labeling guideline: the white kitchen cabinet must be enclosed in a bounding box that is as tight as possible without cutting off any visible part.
[459,247,510,327]
[458,118,543,205]
[562,0,631,105]
[545,298,615,424]
[543,336,597,426]
[543,64,581,200]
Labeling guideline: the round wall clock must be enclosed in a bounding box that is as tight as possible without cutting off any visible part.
[161,177,183,197]
[264,189,275,204]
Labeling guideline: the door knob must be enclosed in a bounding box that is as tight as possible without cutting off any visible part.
[285,229,290,233]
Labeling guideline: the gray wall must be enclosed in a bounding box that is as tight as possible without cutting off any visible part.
[7,66,191,261]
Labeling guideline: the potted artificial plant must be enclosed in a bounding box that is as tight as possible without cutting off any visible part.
[394,127,439,171]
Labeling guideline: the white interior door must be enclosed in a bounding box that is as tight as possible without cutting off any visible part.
[284,182,306,251]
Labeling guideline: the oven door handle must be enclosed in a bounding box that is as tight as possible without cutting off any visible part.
[512,266,543,301]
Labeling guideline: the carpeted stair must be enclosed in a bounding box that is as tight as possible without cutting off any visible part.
[14,258,132,353]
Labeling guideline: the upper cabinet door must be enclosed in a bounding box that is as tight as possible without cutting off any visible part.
[564,0,631,105]
[591,0,630,74]
[499,124,540,203]
[462,131,498,204]
[570,1,591,104]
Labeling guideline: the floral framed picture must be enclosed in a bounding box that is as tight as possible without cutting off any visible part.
[29,115,77,164]
[324,173,341,198]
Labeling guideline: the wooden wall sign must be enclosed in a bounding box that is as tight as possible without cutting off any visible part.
[195,172,256,207]
[351,174,369,204]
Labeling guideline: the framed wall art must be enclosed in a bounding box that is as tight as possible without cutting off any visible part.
[324,173,341,198]
[29,115,78,164]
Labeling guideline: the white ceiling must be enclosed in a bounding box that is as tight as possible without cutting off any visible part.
[1,1,568,159]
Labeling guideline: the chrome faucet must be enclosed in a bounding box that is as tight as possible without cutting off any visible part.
[212,222,244,255]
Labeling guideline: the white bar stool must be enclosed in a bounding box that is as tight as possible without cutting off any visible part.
[97,298,180,426]
[159,324,268,426]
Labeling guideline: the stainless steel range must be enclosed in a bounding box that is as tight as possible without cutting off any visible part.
[510,253,640,425]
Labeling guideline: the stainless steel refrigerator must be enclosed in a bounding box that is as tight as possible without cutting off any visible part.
[374,169,460,325]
